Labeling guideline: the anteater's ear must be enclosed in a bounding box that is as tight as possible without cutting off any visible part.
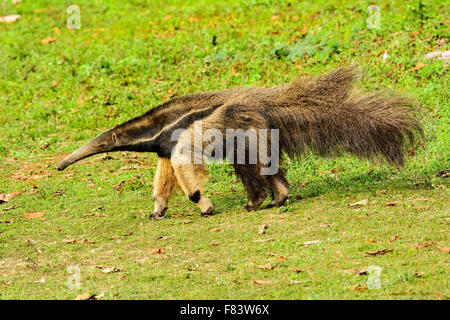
[112,132,118,143]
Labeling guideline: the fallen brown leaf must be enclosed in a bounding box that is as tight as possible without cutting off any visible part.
[253,280,272,285]
[113,180,126,193]
[413,206,430,210]
[388,236,400,242]
[354,285,367,291]
[365,249,393,256]
[348,199,369,207]
[292,267,304,273]
[74,292,104,300]
[80,239,95,245]
[258,264,274,270]
[150,248,164,255]
[40,37,57,45]
[0,191,23,204]
[439,247,450,253]
[415,241,436,249]
[355,270,368,276]
[384,201,398,207]
[258,224,268,234]
[96,266,120,274]
[413,63,424,71]
[23,212,44,219]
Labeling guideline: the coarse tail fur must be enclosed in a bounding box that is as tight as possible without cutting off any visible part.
[58,66,423,218]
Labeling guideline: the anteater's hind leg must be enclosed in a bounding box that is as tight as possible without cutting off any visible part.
[151,157,177,220]
[171,162,214,216]
[234,164,268,211]
[266,170,289,209]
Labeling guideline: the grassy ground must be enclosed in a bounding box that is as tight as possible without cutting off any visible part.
[0,0,448,300]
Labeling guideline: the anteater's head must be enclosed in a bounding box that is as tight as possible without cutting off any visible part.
[57,129,121,171]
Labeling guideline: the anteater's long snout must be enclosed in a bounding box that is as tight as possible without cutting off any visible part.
[57,140,101,171]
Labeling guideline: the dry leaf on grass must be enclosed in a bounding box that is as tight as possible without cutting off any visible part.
[384,201,398,207]
[354,285,367,291]
[0,14,21,23]
[413,63,424,71]
[0,191,23,204]
[113,180,126,193]
[83,213,107,217]
[63,238,95,245]
[95,266,120,274]
[365,249,393,256]
[348,199,369,207]
[253,280,272,285]
[150,248,164,255]
[258,224,268,234]
[258,264,274,270]
[40,37,57,45]
[4,205,18,211]
[80,239,95,245]
[355,270,368,276]
[415,241,436,249]
[439,247,450,253]
[210,228,221,232]
[276,256,286,262]
[292,267,304,273]
[74,292,104,300]
[23,212,45,219]
[413,206,430,210]
[388,236,400,242]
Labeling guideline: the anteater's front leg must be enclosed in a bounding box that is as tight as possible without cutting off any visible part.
[233,164,268,211]
[151,157,177,220]
[171,162,214,216]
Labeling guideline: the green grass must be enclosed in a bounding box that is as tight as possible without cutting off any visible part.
[0,0,449,300]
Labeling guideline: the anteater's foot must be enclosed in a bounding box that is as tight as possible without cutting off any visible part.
[150,206,167,220]
[265,196,288,209]
[245,197,266,212]
[201,206,215,217]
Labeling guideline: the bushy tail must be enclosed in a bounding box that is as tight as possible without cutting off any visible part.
[268,66,423,166]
